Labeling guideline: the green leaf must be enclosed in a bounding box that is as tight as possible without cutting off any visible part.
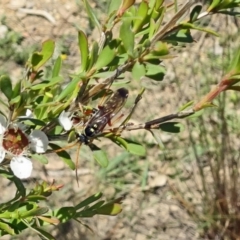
[20,207,49,218]
[159,122,184,133]
[11,176,26,197]
[118,0,135,16]
[207,0,221,12]
[53,207,76,223]
[145,63,165,81]
[0,221,15,235]
[78,31,89,71]
[178,101,194,111]
[83,0,101,31]
[132,62,146,80]
[163,29,194,43]
[154,5,165,31]
[109,135,128,149]
[87,201,105,210]
[94,45,116,70]
[30,40,55,71]
[26,195,47,201]
[30,76,63,90]
[31,154,49,164]
[180,22,219,37]
[96,203,122,216]
[190,4,202,22]
[110,136,146,156]
[227,48,240,73]
[9,95,20,106]
[55,76,82,101]
[75,192,103,210]
[52,56,62,78]
[0,75,12,100]
[18,118,46,127]
[12,79,21,99]
[152,41,169,56]
[124,138,146,156]
[108,0,122,14]
[49,143,75,170]
[88,41,99,70]
[90,144,109,168]
[120,19,135,56]
[149,17,156,39]
[132,1,149,33]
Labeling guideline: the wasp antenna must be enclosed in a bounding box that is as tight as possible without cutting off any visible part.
[75,142,82,187]
[54,140,78,153]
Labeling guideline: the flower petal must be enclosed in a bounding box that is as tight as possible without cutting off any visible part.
[0,147,5,163]
[59,111,73,131]
[0,114,7,134]
[29,130,49,153]
[10,156,32,179]
[25,109,33,117]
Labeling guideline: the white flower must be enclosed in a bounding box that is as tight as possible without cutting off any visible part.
[0,115,7,134]
[25,109,33,117]
[10,156,33,179]
[59,111,73,131]
[0,116,48,179]
[29,130,49,153]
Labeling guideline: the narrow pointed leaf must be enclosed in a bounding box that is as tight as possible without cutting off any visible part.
[190,5,202,22]
[75,192,103,210]
[0,221,15,235]
[88,41,99,70]
[96,203,122,216]
[49,143,75,170]
[207,0,221,12]
[117,0,136,16]
[78,31,89,71]
[12,79,21,99]
[94,45,115,70]
[124,138,146,156]
[132,62,146,80]
[53,207,76,223]
[52,56,62,77]
[179,101,194,111]
[90,144,109,167]
[32,154,49,164]
[55,76,82,101]
[180,22,219,37]
[30,40,55,71]
[21,207,49,218]
[120,19,135,56]
[83,0,101,31]
[108,0,122,14]
[227,48,240,73]
[0,75,12,100]
[132,1,149,33]
[145,63,165,81]
[159,122,184,133]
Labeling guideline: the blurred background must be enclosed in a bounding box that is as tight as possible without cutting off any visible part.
[1,0,240,239]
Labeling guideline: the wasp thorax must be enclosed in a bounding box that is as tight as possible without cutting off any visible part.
[84,124,98,137]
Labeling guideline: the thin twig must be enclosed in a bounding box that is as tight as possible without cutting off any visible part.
[124,110,194,131]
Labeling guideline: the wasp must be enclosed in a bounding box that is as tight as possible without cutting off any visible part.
[78,87,129,144]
